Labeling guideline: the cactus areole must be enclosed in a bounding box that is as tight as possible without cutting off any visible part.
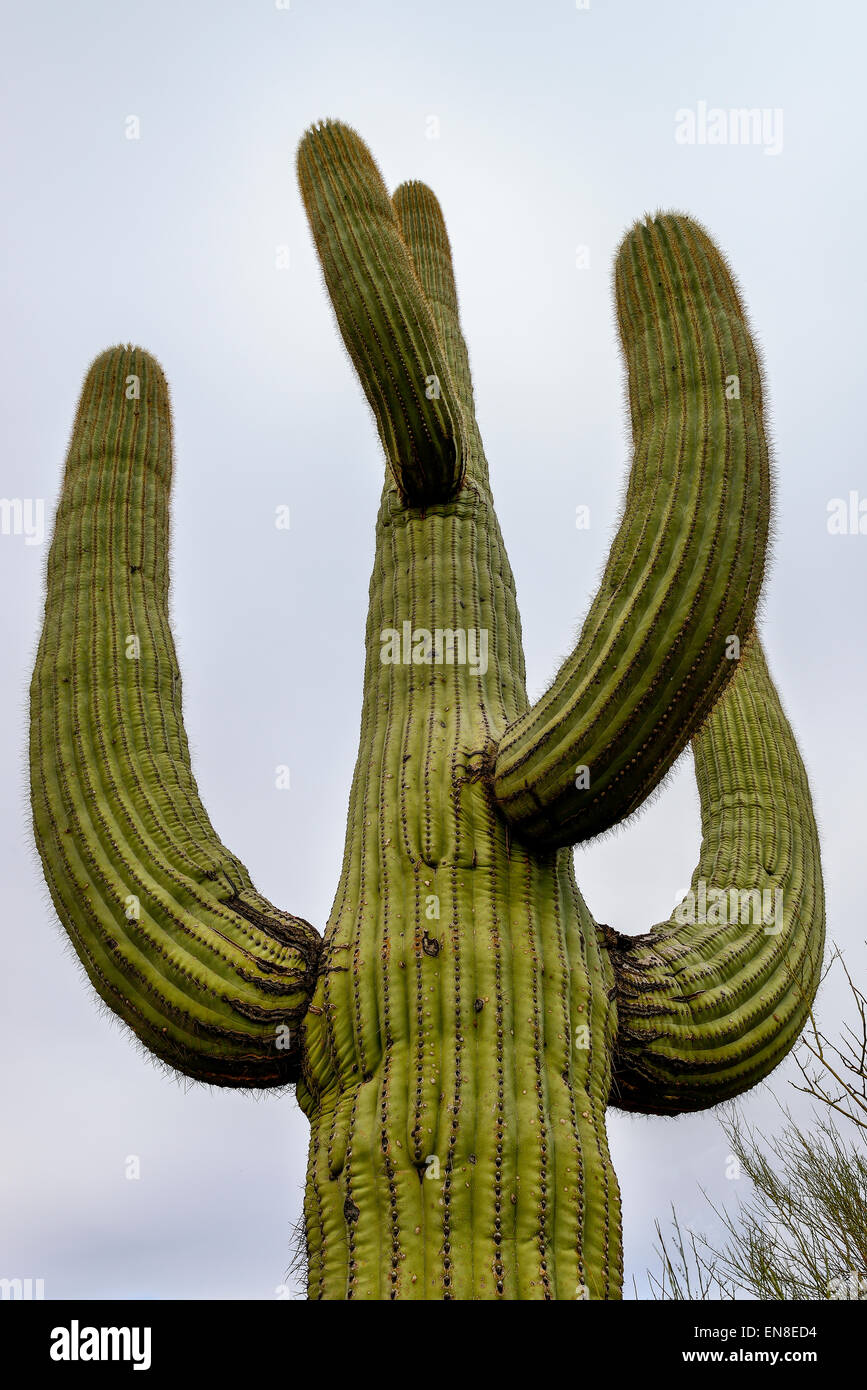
[30,120,824,1300]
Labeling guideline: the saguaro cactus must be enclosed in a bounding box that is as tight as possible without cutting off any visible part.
[30,119,824,1300]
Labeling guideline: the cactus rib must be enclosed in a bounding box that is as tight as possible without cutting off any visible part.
[491,214,771,849]
[30,346,321,1085]
[608,633,825,1113]
[297,121,466,506]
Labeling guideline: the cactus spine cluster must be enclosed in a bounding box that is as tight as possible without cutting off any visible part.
[30,119,824,1299]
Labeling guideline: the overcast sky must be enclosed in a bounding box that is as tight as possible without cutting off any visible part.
[1,0,864,1299]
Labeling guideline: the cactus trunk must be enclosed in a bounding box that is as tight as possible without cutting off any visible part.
[297,484,621,1298]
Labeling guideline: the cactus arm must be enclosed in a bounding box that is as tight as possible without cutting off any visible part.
[30,346,321,1087]
[490,215,771,850]
[296,121,467,506]
[391,180,476,430]
[606,633,825,1115]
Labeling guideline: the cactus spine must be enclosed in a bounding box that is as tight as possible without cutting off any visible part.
[30,120,824,1299]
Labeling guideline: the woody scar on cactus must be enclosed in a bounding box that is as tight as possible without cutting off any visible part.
[30,118,824,1299]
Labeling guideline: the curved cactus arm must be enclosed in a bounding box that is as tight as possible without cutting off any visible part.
[30,347,321,1087]
[605,633,825,1115]
[297,120,466,506]
[490,215,771,850]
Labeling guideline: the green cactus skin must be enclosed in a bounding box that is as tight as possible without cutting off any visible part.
[30,347,320,1086]
[492,214,771,849]
[297,122,466,506]
[609,633,825,1113]
[29,119,824,1300]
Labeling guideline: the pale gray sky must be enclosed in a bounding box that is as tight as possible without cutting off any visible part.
[1,0,864,1298]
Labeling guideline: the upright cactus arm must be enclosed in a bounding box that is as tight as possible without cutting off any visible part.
[491,215,771,850]
[606,633,825,1115]
[297,121,467,506]
[391,179,476,431]
[30,347,321,1087]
